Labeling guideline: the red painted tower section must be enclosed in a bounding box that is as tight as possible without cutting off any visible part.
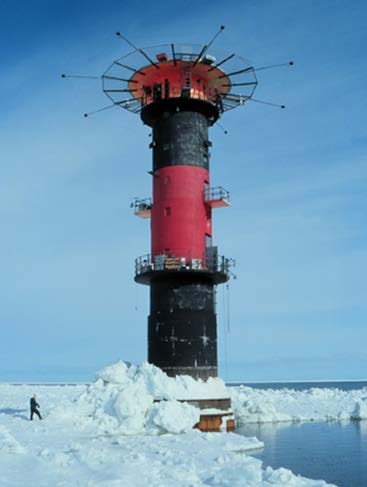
[151,166,211,263]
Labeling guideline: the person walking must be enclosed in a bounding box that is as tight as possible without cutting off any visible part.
[30,394,42,420]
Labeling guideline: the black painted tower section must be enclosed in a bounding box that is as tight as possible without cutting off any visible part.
[148,276,217,379]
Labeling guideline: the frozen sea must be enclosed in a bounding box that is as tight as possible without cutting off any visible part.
[2,364,367,486]
[228,381,367,392]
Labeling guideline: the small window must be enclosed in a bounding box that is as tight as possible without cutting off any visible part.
[164,207,171,216]
[164,175,171,184]
[163,143,170,151]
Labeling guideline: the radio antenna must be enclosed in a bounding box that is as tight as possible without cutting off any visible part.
[61,74,100,80]
[249,98,285,109]
[115,32,159,69]
[254,61,294,72]
[193,25,225,66]
[217,122,228,134]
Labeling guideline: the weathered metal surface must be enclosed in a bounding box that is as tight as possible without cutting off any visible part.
[195,412,235,432]
[152,111,210,171]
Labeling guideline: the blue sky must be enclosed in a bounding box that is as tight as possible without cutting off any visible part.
[1,0,366,382]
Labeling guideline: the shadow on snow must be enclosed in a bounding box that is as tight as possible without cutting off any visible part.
[0,408,29,421]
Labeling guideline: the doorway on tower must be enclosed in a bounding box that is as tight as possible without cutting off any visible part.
[205,237,218,271]
[205,234,212,249]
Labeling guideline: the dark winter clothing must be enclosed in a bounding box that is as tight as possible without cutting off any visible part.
[30,397,42,420]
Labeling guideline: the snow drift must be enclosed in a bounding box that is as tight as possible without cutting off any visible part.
[47,361,367,436]
[231,385,367,424]
[49,361,229,435]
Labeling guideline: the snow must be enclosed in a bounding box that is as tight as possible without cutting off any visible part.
[0,425,25,454]
[231,384,367,424]
[1,362,361,486]
[96,361,229,399]
[47,361,227,436]
[146,400,201,434]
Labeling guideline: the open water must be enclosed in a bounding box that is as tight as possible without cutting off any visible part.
[236,381,367,487]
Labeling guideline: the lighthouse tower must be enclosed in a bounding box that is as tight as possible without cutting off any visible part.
[100,35,258,381]
[62,30,291,430]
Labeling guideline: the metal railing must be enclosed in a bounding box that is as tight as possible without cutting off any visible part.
[131,198,152,215]
[204,186,230,203]
[135,254,154,275]
[135,251,235,277]
[102,43,257,115]
[140,85,223,110]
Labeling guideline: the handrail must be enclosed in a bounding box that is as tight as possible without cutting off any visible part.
[135,251,235,277]
[140,85,221,108]
[204,186,230,202]
[131,198,152,214]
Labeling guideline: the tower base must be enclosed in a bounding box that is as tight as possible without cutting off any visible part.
[195,411,235,432]
[154,397,235,432]
[161,366,218,381]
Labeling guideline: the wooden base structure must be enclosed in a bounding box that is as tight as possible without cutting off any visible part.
[155,397,235,432]
[195,411,235,432]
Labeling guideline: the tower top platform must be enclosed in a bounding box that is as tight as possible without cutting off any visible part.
[102,42,258,122]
